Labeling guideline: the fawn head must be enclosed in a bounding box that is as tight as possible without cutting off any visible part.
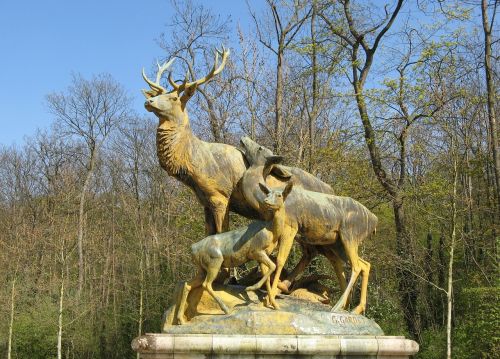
[259,181,294,211]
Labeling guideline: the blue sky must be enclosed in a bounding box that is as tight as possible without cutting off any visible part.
[0,0,259,146]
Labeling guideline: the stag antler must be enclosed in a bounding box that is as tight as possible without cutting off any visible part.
[168,46,230,93]
[142,58,175,97]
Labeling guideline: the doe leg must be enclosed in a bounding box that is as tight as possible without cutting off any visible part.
[352,258,370,314]
[269,226,298,310]
[331,242,361,312]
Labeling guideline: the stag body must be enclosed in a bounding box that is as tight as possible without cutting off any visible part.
[175,182,293,324]
[143,51,259,234]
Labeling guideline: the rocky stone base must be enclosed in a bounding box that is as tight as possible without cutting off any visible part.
[163,285,383,336]
[132,333,419,358]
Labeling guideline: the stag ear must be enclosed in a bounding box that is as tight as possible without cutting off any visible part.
[259,182,271,195]
[282,179,294,200]
[142,89,156,99]
[180,84,198,106]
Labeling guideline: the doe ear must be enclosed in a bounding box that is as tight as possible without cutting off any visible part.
[263,155,284,179]
[282,180,294,200]
[259,182,271,195]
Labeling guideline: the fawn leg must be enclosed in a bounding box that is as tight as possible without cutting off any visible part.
[246,251,276,292]
[176,270,204,325]
[203,260,230,314]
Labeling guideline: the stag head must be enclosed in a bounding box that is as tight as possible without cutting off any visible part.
[142,47,230,124]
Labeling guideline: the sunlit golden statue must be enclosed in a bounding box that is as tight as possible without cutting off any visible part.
[141,47,378,330]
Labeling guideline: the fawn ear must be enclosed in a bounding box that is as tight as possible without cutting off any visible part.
[282,180,294,200]
[259,182,271,195]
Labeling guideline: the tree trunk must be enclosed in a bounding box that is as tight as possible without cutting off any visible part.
[308,1,318,173]
[7,277,16,359]
[447,155,458,359]
[353,81,420,338]
[274,49,284,153]
[393,198,420,339]
[137,250,144,359]
[57,265,65,359]
[77,148,97,296]
[481,0,500,209]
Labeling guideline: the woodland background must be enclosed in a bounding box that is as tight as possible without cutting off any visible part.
[0,1,498,358]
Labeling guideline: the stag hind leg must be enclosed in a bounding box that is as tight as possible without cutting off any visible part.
[323,247,349,305]
[279,243,316,293]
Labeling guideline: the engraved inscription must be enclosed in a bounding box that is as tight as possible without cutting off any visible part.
[330,314,363,325]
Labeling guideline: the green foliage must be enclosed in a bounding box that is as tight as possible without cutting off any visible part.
[418,328,447,359]
[12,297,58,359]
[454,287,500,358]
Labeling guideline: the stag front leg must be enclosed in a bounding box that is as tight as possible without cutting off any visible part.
[204,207,216,235]
[209,196,229,234]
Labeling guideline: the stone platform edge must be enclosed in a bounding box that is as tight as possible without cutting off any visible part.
[132,333,419,357]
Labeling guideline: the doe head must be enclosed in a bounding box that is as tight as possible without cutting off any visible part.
[240,136,274,165]
[258,180,294,211]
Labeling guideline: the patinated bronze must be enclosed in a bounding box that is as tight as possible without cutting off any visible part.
[142,48,259,234]
[239,136,348,294]
[142,47,377,325]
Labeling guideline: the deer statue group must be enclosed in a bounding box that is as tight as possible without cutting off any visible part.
[142,47,378,321]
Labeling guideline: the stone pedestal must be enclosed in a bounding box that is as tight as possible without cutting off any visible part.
[133,286,419,358]
[132,333,419,358]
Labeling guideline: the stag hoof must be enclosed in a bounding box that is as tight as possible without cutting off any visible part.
[177,316,187,325]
